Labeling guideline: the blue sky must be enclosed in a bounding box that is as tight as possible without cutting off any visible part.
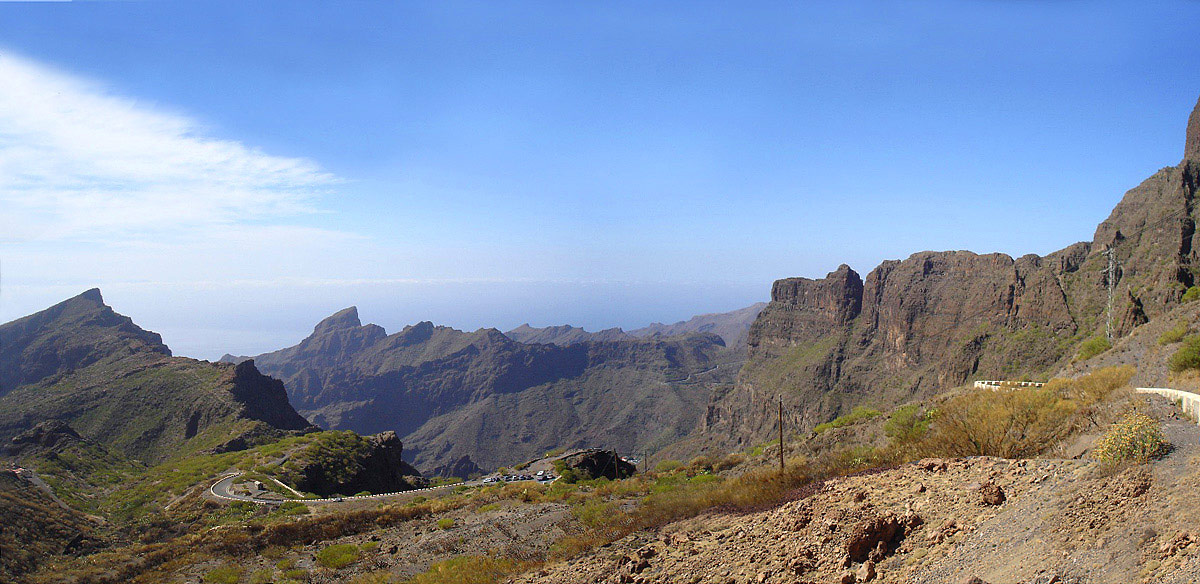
[2,1,1199,359]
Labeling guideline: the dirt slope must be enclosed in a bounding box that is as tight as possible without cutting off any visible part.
[515,395,1200,584]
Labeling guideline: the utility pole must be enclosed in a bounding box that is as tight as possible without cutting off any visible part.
[1103,247,1117,341]
[778,397,785,474]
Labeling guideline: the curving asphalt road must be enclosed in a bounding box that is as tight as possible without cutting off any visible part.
[208,472,491,506]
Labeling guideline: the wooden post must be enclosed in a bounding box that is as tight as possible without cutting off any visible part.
[778,397,785,474]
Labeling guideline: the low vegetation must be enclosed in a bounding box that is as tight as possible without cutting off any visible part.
[1075,335,1112,361]
[279,430,374,488]
[1159,322,1189,345]
[883,404,932,444]
[1183,285,1200,302]
[203,565,244,584]
[813,405,881,434]
[1093,411,1171,464]
[15,365,1142,584]
[315,543,360,569]
[1169,335,1200,372]
[909,366,1133,459]
[403,555,526,584]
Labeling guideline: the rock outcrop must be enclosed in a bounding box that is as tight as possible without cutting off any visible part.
[558,449,636,480]
[287,431,424,497]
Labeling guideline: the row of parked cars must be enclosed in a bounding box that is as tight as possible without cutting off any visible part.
[482,470,556,483]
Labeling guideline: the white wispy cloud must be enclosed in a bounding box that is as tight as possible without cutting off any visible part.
[0,50,339,243]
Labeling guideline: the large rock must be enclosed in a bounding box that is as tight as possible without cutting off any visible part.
[7,420,83,454]
[558,449,636,480]
[288,431,424,497]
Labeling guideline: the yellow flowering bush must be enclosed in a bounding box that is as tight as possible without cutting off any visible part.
[1093,412,1170,464]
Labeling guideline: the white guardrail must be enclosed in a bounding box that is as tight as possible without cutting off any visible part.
[1136,387,1200,425]
[208,472,467,505]
[973,380,1046,390]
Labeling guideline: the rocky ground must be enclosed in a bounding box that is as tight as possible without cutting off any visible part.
[514,396,1200,584]
[179,498,573,583]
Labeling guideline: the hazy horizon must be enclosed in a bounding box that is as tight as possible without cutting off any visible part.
[3,2,1200,359]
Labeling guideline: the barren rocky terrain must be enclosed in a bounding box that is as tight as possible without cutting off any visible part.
[516,394,1200,584]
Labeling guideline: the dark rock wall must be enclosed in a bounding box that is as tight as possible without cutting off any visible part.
[706,95,1200,450]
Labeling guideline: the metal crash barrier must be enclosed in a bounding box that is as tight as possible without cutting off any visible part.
[1136,387,1200,425]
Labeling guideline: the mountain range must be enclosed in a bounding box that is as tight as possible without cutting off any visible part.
[222,308,744,472]
[504,302,767,349]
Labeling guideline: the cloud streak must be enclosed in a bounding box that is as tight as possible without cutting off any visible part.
[0,50,339,243]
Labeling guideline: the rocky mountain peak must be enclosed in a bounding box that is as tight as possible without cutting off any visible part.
[313,306,362,334]
[767,264,863,325]
[1187,94,1200,162]
[77,288,104,304]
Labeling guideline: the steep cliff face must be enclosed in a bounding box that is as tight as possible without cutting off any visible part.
[0,291,314,463]
[235,310,731,470]
[1186,95,1200,163]
[749,265,862,351]
[706,96,1200,449]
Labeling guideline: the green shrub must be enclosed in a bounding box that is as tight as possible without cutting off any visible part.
[1184,286,1200,302]
[277,501,309,516]
[204,565,244,584]
[558,468,580,484]
[653,459,683,473]
[349,572,396,584]
[915,386,1076,458]
[1169,335,1200,372]
[403,555,523,584]
[1093,412,1170,464]
[883,404,930,444]
[437,517,455,530]
[813,406,881,434]
[1076,336,1112,361]
[315,543,360,569]
[249,569,275,584]
[1042,366,1134,405]
[571,499,618,529]
[1159,322,1189,345]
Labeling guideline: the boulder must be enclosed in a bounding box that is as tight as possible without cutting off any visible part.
[559,449,636,480]
[980,481,1006,506]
